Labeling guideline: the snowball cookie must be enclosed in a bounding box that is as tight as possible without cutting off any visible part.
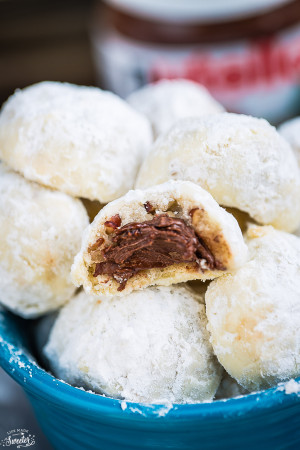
[278,117,300,167]
[136,113,300,232]
[206,225,300,392]
[72,180,247,297]
[44,285,223,404]
[0,164,89,318]
[0,81,152,202]
[127,79,224,138]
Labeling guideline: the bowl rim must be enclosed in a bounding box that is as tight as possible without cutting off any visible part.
[1,308,300,422]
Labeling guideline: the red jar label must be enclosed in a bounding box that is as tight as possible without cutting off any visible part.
[92,23,300,122]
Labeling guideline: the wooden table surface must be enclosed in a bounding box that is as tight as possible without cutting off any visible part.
[0,0,98,105]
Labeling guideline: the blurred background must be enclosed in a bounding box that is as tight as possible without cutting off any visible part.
[0,0,299,448]
[0,0,95,104]
[1,0,300,122]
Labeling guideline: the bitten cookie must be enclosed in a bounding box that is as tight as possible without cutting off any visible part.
[72,180,247,297]
[206,225,300,392]
[127,79,224,138]
[44,285,223,404]
[0,81,152,202]
[136,113,300,232]
[279,117,300,167]
[0,164,89,318]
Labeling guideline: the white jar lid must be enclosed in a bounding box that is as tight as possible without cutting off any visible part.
[105,0,292,23]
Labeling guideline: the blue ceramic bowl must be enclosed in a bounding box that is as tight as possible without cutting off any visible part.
[1,308,300,450]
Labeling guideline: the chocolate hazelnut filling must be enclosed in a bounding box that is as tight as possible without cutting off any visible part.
[90,212,224,291]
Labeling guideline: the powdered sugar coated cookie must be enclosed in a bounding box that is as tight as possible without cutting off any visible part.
[45,285,223,403]
[136,113,300,232]
[206,225,300,391]
[0,81,152,202]
[0,164,89,318]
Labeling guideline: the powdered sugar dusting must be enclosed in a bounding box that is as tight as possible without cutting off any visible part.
[120,401,127,411]
[129,407,146,416]
[0,163,88,318]
[284,379,300,395]
[127,79,224,138]
[44,286,222,404]
[206,225,300,392]
[0,333,34,379]
[136,113,300,232]
[0,81,152,202]
[154,402,173,417]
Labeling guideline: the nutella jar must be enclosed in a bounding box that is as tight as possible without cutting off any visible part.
[91,0,300,122]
